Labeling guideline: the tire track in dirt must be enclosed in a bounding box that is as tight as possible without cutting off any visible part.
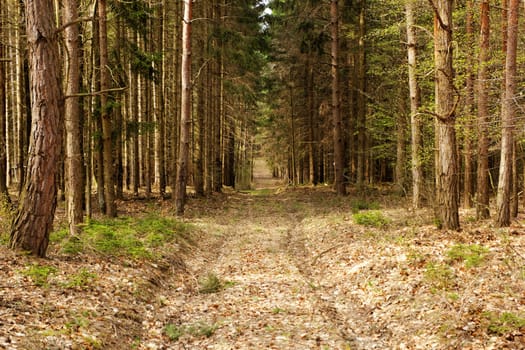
[167,190,351,349]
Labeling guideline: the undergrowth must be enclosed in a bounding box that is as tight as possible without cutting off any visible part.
[50,213,193,260]
[353,210,390,228]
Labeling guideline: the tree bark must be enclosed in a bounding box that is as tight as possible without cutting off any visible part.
[496,0,518,227]
[331,0,346,195]
[0,2,9,200]
[406,0,423,208]
[476,0,491,220]
[462,0,475,208]
[10,0,63,257]
[64,0,84,235]
[175,0,192,215]
[356,0,366,188]
[433,0,460,230]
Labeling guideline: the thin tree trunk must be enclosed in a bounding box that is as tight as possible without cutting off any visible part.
[174,0,192,215]
[356,0,366,188]
[496,0,518,227]
[476,0,491,220]
[98,0,116,217]
[463,0,475,208]
[64,0,84,235]
[0,2,9,200]
[10,0,63,257]
[406,0,422,208]
[331,0,346,195]
[434,0,460,230]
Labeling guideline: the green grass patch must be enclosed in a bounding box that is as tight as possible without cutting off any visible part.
[198,272,223,294]
[446,244,489,268]
[484,311,525,336]
[352,210,390,228]
[164,321,218,341]
[21,263,57,287]
[50,214,193,260]
[62,268,97,289]
[424,262,455,291]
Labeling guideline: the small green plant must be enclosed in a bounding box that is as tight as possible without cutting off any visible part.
[424,262,455,291]
[186,322,218,338]
[484,311,525,336]
[198,272,223,294]
[272,307,286,314]
[63,268,97,289]
[447,244,489,268]
[352,210,390,227]
[164,321,218,341]
[164,324,184,341]
[350,199,380,213]
[21,264,57,287]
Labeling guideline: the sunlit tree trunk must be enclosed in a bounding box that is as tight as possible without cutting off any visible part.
[496,0,518,227]
[462,0,475,208]
[175,0,192,215]
[64,0,84,235]
[10,0,63,257]
[434,0,460,230]
[476,0,490,220]
[406,0,422,208]
[0,2,8,200]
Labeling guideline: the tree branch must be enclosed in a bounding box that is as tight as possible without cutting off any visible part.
[64,87,127,99]
[426,0,450,32]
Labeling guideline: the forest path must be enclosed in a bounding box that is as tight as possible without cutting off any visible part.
[170,163,351,348]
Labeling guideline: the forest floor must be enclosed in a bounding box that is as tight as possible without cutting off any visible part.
[1,160,525,349]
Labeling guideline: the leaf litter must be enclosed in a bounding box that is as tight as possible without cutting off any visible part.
[0,185,524,349]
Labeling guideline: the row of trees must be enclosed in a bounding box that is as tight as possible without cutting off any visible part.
[262,0,525,229]
[0,0,267,256]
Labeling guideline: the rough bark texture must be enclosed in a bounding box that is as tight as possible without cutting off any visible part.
[331,0,346,196]
[175,0,192,215]
[10,0,63,257]
[496,0,518,227]
[476,0,490,220]
[0,3,8,199]
[64,0,84,235]
[98,0,116,217]
[434,0,460,230]
[406,0,422,208]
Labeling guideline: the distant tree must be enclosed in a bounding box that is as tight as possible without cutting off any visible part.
[10,0,63,256]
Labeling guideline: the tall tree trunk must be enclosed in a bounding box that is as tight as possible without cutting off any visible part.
[433,0,460,230]
[496,0,518,227]
[154,1,166,196]
[463,0,475,208]
[356,0,366,188]
[175,0,192,215]
[331,0,346,195]
[0,2,9,201]
[476,0,491,220]
[98,0,116,217]
[10,0,63,257]
[64,0,84,235]
[406,0,423,208]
